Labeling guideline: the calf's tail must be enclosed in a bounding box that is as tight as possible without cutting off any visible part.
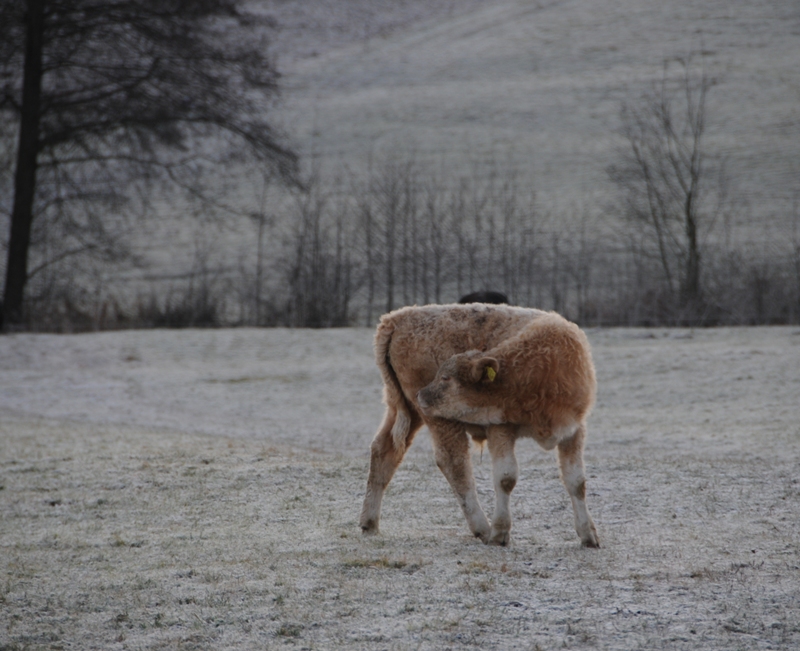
[374,318,415,451]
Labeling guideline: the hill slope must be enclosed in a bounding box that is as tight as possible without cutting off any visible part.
[273,0,800,222]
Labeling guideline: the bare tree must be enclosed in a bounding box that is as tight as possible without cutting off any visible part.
[245,171,276,326]
[566,210,602,324]
[421,176,450,304]
[281,178,358,328]
[0,0,296,330]
[608,57,728,323]
[356,189,377,326]
[368,159,413,314]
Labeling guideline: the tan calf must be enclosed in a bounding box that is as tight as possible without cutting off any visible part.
[359,305,599,547]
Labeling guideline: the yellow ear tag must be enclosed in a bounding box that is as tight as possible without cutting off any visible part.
[485,366,497,382]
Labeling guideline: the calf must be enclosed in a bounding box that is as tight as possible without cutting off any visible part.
[359,304,599,547]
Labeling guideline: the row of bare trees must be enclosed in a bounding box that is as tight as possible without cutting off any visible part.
[7,148,800,331]
[238,162,799,328]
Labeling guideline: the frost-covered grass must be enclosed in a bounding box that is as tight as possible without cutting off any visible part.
[1,326,800,649]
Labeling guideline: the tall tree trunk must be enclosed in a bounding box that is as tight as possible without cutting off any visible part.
[3,0,45,330]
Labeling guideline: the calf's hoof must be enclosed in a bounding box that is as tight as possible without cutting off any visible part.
[473,528,491,545]
[489,529,510,546]
[360,518,379,535]
[580,531,600,548]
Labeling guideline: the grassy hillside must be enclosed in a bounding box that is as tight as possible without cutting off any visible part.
[273,0,799,225]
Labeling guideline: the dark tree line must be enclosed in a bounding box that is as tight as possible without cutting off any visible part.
[228,164,610,328]
[0,0,295,330]
[13,151,800,331]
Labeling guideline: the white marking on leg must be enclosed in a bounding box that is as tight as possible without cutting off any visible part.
[359,486,384,534]
[490,454,518,545]
[487,426,518,546]
[557,426,599,547]
[562,463,592,536]
[458,487,491,542]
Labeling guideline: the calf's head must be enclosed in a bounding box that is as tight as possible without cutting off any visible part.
[416,352,502,424]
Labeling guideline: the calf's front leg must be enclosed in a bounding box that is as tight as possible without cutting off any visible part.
[428,419,491,543]
[486,425,519,546]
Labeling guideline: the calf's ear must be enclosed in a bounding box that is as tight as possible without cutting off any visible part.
[471,357,500,384]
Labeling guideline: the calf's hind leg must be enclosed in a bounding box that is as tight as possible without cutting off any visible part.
[557,423,599,548]
[486,425,519,546]
[360,407,422,534]
[429,419,491,543]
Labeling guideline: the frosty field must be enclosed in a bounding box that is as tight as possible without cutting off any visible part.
[1,325,799,650]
